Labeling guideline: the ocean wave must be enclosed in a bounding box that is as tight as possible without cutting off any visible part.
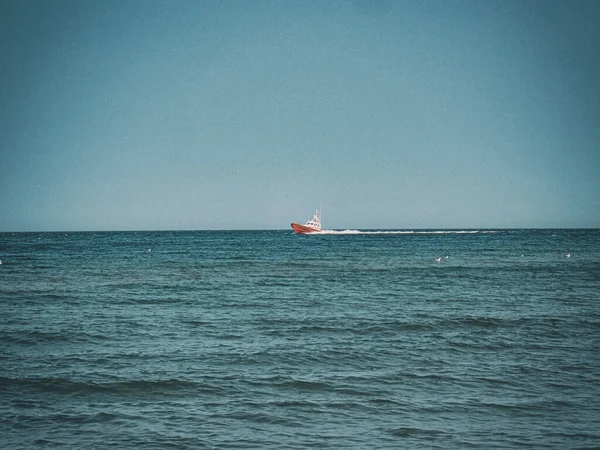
[387,426,451,438]
[1,330,85,345]
[0,376,228,397]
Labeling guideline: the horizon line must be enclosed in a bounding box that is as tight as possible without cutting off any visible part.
[1,227,599,234]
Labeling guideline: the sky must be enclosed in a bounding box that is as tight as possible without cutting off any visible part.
[1,0,599,231]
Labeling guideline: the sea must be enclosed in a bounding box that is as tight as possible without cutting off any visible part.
[1,228,599,449]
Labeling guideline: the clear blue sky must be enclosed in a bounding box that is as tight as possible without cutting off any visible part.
[1,0,599,231]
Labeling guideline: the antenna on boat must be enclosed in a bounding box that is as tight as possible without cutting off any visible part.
[320,201,323,224]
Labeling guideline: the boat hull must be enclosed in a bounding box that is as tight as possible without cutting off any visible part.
[291,222,321,234]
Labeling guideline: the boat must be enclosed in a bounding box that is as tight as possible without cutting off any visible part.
[291,209,322,234]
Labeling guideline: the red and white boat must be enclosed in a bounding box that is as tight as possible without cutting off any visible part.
[291,209,322,234]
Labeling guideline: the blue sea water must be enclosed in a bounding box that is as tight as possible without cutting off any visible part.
[1,229,599,449]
